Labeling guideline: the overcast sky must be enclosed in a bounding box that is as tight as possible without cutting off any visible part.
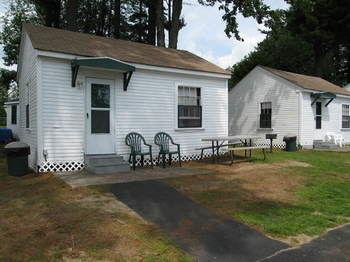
[0,0,288,70]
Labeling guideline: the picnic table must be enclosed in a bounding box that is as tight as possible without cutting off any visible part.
[201,135,262,162]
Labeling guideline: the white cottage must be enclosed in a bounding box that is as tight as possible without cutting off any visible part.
[229,66,350,148]
[4,100,20,138]
[17,24,230,173]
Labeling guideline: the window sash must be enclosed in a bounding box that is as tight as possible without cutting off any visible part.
[11,105,17,125]
[260,102,272,128]
[178,86,201,106]
[178,86,202,128]
[178,105,202,128]
[26,104,29,128]
[342,105,350,128]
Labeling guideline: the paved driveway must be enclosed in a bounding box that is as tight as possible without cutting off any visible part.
[110,180,350,261]
[110,180,288,261]
[262,224,350,262]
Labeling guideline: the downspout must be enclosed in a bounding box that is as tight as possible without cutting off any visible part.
[297,90,303,147]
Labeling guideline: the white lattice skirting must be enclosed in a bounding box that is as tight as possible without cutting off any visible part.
[38,161,85,173]
[256,142,286,149]
[38,144,286,173]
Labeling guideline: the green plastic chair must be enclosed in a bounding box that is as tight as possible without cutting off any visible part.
[125,132,153,170]
[154,132,181,168]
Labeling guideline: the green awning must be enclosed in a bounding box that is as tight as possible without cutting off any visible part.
[71,57,135,90]
[311,92,336,107]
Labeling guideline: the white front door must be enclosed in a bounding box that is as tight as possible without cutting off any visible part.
[86,78,115,154]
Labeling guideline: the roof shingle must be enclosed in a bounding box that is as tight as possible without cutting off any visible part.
[24,23,230,76]
[261,66,350,96]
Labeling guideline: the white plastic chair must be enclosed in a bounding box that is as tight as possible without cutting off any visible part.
[325,133,344,147]
[333,134,344,147]
[324,133,334,143]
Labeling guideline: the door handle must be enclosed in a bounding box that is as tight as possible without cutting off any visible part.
[86,113,89,119]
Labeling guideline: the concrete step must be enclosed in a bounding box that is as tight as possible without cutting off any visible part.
[87,157,126,167]
[86,164,130,174]
[85,154,124,160]
[85,154,130,174]
[313,140,339,149]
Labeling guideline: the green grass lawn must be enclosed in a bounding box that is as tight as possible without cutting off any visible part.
[0,156,191,261]
[166,150,350,244]
[240,150,350,236]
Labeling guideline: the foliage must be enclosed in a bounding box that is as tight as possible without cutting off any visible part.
[199,0,270,41]
[0,0,187,67]
[230,0,350,87]
[0,69,17,121]
[230,30,315,86]
[0,0,40,66]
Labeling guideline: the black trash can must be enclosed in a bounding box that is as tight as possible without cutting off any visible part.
[283,135,297,152]
[4,142,30,176]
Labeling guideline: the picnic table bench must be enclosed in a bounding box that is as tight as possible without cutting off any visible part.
[195,142,241,159]
[228,145,269,164]
[200,135,265,163]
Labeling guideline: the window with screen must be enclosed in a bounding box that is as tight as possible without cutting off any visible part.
[342,104,350,128]
[316,101,322,129]
[178,86,202,128]
[11,105,17,125]
[260,102,272,128]
[91,84,110,134]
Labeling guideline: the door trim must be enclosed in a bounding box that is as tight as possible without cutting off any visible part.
[85,77,116,155]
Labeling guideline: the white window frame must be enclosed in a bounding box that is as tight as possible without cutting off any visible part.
[174,83,204,131]
[315,101,322,130]
[26,81,30,129]
[258,101,273,130]
[11,104,17,125]
[341,104,350,129]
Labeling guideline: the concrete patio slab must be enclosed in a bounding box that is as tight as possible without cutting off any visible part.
[59,166,208,188]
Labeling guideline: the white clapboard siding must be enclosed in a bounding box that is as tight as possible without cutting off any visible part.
[39,57,228,166]
[301,93,350,146]
[229,67,299,146]
[40,58,85,163]
[17,32,38,168]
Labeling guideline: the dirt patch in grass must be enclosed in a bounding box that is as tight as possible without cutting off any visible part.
[172,160,307,204]
[0,159,191,261]
[75,192,147,222]
[275,233,315,246]
[186,159,310,175]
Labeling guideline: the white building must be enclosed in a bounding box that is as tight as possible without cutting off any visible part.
[4,100,19,138]
[229,66,350,148]
[17,24,230,172]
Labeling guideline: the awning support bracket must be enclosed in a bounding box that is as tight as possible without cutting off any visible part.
[71,57,135,89]
[310,92,336,107]
[325,98,334,107]
[311,97,318,106]
[71,63,80,87]
[123,71,133,91]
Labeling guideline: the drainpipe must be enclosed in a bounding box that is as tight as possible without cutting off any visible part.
[297,90,303,147]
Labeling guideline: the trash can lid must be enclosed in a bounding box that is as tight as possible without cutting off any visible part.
[5,142,30,149]
[284,134,297,138]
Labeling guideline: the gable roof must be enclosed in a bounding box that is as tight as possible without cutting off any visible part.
[260,66,350,96]
[23,23,230,76]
